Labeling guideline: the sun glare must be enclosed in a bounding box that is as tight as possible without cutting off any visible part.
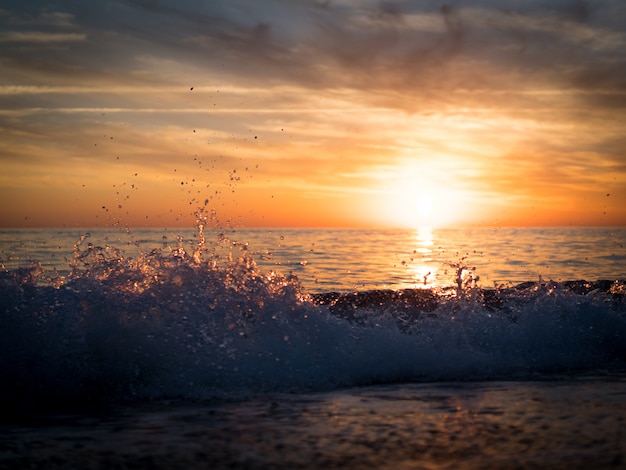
[374,160,474,229]
[415,192,433,218]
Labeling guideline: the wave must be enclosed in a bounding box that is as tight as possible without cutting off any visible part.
[1,235,625,413]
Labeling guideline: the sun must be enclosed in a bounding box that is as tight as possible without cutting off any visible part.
[371,159,475,229]
[415,192,433,218]
[377,183,442,228]
[374,184,470,228]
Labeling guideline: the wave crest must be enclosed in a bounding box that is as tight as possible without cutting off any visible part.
[1,233,625,412]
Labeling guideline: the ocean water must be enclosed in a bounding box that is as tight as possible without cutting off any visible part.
[1,226,625,468]
[2,226,625,291]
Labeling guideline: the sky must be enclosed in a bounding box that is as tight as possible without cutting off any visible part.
[1,0,625,229]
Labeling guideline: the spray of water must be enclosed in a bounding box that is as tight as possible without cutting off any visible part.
[1,216,625,411]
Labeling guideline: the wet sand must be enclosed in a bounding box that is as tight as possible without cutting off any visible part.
[2,377,625,469]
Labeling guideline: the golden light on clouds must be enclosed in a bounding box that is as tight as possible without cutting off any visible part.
[0,1,625,228]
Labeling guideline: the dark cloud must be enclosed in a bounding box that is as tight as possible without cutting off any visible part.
[2,0,624,101]
[1,1,625,123]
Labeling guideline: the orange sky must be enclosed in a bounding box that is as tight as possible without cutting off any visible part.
[1,1,625,229]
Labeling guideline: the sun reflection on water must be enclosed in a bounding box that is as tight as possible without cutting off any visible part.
[411,226,439,287]
[415,226,434,253]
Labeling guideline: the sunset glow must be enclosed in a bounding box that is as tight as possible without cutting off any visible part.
[1,2,625,228]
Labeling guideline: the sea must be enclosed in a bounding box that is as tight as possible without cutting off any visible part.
[1,226,625,469]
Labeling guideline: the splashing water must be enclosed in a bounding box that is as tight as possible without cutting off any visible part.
[0,224,625,412]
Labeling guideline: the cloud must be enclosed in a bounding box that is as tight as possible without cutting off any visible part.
[0,32,86,42]
[3,1,625,98]
[0,0,625,227]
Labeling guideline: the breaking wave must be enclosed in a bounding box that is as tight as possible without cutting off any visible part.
[1,230,625,412]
